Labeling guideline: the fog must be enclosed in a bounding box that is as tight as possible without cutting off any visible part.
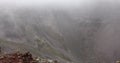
[0,0,120,63]
[0,0,90,7]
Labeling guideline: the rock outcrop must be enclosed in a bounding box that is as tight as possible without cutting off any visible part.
[0,52,59,63]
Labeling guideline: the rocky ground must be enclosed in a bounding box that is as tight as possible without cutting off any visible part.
[0,52,59,63]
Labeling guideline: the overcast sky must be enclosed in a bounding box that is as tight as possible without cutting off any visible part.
[0,0,96,7]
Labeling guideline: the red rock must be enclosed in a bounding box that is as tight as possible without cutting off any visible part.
[0,52,38,63]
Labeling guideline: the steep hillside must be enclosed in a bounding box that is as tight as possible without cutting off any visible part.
[0,7,109,63]
[0,1,120,63]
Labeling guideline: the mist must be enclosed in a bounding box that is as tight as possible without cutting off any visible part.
[0,0,120,63]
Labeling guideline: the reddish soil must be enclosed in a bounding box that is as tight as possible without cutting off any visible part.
[0,52,38,63]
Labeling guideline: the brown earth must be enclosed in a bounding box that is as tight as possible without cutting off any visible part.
[0,52,38,63]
